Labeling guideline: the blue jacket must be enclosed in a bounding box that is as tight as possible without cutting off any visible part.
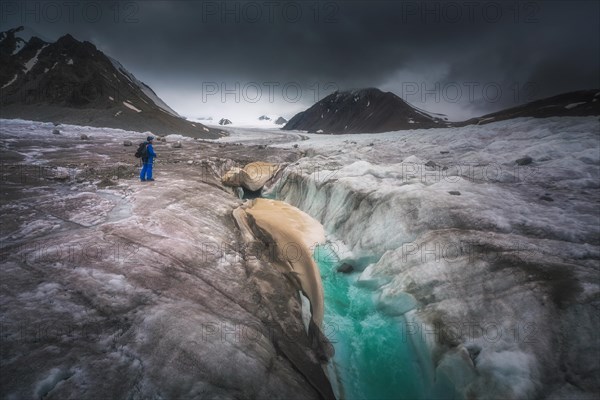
[143,142,157,162]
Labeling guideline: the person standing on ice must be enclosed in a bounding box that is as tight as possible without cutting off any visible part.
[140,136,157,181]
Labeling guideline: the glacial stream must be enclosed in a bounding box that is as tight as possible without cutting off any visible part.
[312,244,458,400]
[257,183,458,399]
[240,151,462,399]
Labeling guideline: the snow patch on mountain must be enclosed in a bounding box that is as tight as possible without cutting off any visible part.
[2,74,18,89]
[565,102,586,110]
[122,101,142,113]
[12,39,25,55]
[23,44,48,74]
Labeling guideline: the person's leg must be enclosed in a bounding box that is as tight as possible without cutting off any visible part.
[140,161,148,181]
[146,162,153,180]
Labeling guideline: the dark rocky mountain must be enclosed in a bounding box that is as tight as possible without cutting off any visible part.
[0,26,223,138]
[283,87,600,134]
[219,118,232,125]
[282,88,449,134]
[458,89,600,126]
[275,116,288,125]
[258,115,271,121]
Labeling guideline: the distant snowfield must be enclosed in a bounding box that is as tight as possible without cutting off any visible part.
[205,125,306,145]
[199,118,285,130]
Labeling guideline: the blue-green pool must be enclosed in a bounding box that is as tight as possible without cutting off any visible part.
[313,245,457,400]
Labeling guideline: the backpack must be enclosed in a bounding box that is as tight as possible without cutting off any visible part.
[135,142,148,158]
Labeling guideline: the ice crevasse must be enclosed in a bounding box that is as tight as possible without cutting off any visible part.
[262,117,600,400]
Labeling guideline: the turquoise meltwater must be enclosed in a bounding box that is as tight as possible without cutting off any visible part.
[313,244,457,400]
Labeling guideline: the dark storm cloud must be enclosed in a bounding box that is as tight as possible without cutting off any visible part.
[1,0,598,119]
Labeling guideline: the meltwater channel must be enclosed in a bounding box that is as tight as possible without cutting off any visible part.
[312,244,459,400]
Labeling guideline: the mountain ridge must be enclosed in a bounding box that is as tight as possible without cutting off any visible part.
[0,26,224,139]
[457,89,600,126]
[283,87,600,134]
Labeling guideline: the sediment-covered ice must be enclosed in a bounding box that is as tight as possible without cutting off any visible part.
[0,119,333,399]
[222,161,282,192]
[236,198,326,326]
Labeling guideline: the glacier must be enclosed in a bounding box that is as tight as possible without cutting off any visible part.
[0,119,333,399]
[1,115,598,399]
[258,116,599,399]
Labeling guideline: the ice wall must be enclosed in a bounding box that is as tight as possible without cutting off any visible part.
[265,117,600,399]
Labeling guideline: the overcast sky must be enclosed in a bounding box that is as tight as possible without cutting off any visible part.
[1,0,598,122]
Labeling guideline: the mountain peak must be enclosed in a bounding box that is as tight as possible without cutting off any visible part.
[55,33,84,47]
[283,87,447,134]
[58,33,76,41]
[330,87,385,98]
